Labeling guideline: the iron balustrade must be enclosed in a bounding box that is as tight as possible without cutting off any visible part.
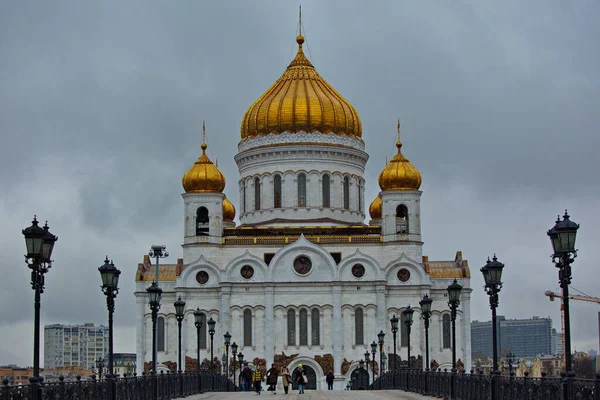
[368,369,600,400]
[1,369,236,400]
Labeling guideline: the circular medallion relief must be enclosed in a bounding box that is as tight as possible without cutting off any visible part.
[352,263,365,278]
[293,256,312,275]
[397,268,411,282]
[196,271,209,285]
[240,265,254,279]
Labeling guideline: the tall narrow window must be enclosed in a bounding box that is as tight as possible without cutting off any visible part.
[322,175,330,208]
[443,314,451,349]
[311,309,320,346]
[358,180,363,212]
[299,309,308,346]
[199,312,207,349]
[196,207,209,236]
[396,204,409,234]
[298,174,306,207]
[401,315,409,347]
[274,175,282,208]
[343,176,350,210]
[242,184,246,213]
[243,309,252,346]
[254,177,261,211]
[157,317,165,351]
[355,308,364,345]
[287,309,296,346]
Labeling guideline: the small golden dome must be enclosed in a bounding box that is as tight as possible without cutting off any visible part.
[369,196,382,220]
[240,35,362,140]
[182,123,226,193]
[223,198,236,221]
[378,121,422,191]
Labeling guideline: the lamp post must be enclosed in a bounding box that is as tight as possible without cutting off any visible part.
[402,306,414,369]
[223,332,231,391]
[148,245,168,376]
[22,216,58,400]
[390,315,399,372]
[377,331,385,376]
[237,352,244,388]
[370,341,377,381]
[96,357,105,380]
[419,295,433,371]
[547,210,579,400]
[99,257,121,400]
[481,255,505,400]
[174,297,185,395]
[364,351,371,386]
[147,282,162,373]
[506,352,515,375]
[231,342,238,391]
[447,279,463,400]
[194,308,205,392]
[208,317,216,390]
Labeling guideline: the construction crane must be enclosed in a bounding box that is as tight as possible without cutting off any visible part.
[544,290,600,366]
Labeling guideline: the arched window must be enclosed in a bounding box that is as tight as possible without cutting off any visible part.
[396,204,409,234]
[311,309,320,346]
[287,309,296,346]
[343,176,350,210]
[401,315,409,347]
[443,314,451,349]
[298,174,306,207]
[199,312,207,349]
[157,317,165,351]
[242,184,246,213]
[355,308,364,345]
[254,177,261,211]
[299,309,308,346]
[322,175,330,208]
[196,207,209,236]
[243,309,252,346]
[274,175,282,208]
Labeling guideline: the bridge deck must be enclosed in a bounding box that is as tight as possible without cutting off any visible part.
[183,390,435,399]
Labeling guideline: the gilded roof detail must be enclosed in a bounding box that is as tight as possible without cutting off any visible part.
[423,251,471,279]
[135,255,185,282]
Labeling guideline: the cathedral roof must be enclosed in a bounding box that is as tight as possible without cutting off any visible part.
[223,197,236,221]
[378,121,422,191]
[240,34,362,141]
[369,196,382,220]
[182,122,226,193]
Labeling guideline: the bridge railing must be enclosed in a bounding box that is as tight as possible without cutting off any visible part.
[1,369,237,400]
[369,369,600,400]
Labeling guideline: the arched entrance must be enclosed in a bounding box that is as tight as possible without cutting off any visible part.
[291,365,317,390]
[350,368,369,390]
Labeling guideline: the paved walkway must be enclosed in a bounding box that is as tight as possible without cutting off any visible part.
[183,390,435,400]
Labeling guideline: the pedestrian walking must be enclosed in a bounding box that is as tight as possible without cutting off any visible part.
[253,367,264,394]
[326,369,334,390]
[294,364,307,394]
[281,365,291,394]
[266,363,279,394]
[241,363,252,392]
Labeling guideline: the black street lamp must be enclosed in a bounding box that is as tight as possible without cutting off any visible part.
[99,256,121,400]
[96,357,105,380]
[231,342,238,391]
[419,295,433,371]
[148,245,168,373]
[208,317,216,390]
[481,254,505,400]
[223,331,231,391]
[390,315,399,372]
[506,352,515,375]
[147,282,162,373]
[194,308,205,392]
[23,216,57,400]
[174,297,186,372]
[359,359,365,370]
[548,210,579,400]
[237,352,244,388]
[370,341,377,381]
[377,331,385,376]
[402,306,414,369]
[447,279,463,400]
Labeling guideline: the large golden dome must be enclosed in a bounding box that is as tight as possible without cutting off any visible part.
[223,198,236,221]
[378,122,422,191]
[240,35,362,140]
[182,124,226,193]
[369,196,382,220]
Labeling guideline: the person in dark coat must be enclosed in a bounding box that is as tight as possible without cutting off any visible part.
[294,364,306,394]
[241,363,252,392]
[266,363,279,394]
[326,369,335,390]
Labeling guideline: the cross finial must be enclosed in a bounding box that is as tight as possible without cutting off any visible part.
[397,119,401,141]
[299,5,302,36]
[201,120,207,152]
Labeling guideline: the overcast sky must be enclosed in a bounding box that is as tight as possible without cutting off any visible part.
[1,1,599,367]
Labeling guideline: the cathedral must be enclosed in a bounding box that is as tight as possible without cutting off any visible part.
[135,27,472,390]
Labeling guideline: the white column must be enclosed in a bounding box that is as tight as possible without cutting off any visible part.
[221,286,232,333]
[376,284,387,333]
[462,292,472,370]
[332,285,342,374]
[264,286,274,363]
[136,296,146,375]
